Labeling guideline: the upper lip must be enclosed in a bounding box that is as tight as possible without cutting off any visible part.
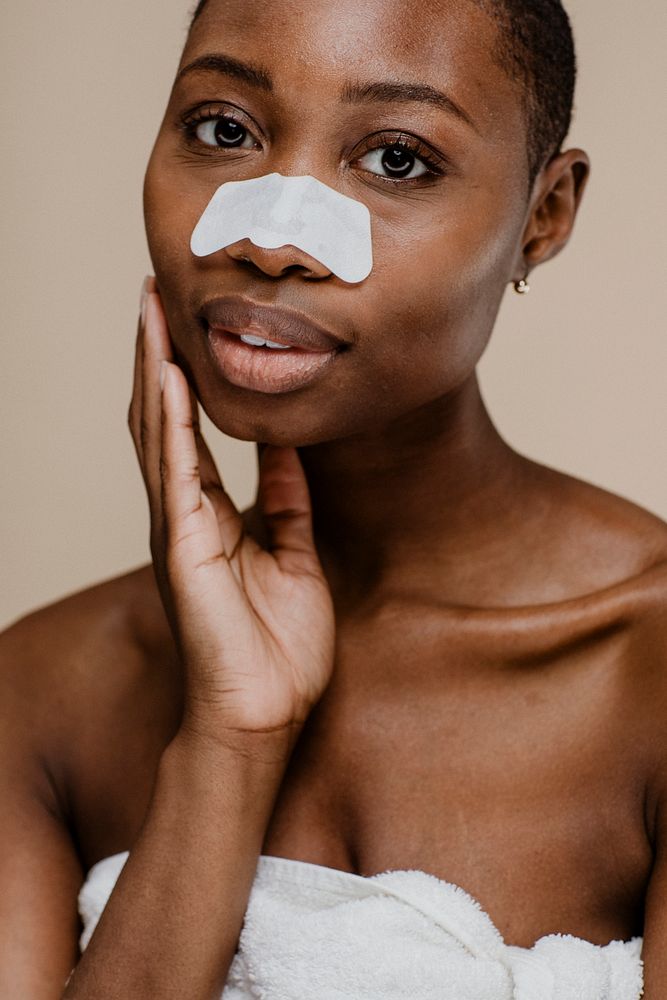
[200,296,347,353]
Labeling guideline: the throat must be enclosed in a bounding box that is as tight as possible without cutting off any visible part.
[286,383,526,610]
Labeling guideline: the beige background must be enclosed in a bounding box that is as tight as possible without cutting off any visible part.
[1,1,666,629]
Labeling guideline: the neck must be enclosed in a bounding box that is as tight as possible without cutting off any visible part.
[256,374,527,613]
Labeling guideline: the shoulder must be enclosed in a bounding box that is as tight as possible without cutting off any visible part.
[0,565,180,806]
[544,465,667,664]
[0,564,174,702]
[539,476,667,968]
[522,458,667,599]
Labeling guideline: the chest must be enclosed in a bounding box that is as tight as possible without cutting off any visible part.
[260,621,651,944]
[76,613,651,946]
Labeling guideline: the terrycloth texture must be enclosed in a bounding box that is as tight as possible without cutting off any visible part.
[78,852,644,999]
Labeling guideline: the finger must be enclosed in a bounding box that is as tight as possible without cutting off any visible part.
[161,362,244,562]
[257,445,320,574]
[128,276,156,464]
[141,290,174,523]
[186,388,256,560]
[128,323,145,465]
[140,275,157,320]
[187,389,220,488]
[160,363,261,662]
[160,362,203,538]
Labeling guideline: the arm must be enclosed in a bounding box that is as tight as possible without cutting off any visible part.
[0,647,82,997]
[66,287,334,996]
[0,623,291,1000]
[5,283,335,998]
[65,729,293,999]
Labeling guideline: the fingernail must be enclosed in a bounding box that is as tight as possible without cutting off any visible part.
[160,360,169,392]
[140,275,155,325]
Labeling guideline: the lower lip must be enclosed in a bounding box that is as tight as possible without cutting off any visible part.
[206,327,340,394]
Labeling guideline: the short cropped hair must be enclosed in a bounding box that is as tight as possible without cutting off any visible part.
[189,0,576,185]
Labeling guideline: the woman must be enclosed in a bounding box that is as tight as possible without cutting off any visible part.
[1,0,665,996]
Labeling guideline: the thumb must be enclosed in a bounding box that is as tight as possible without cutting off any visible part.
[257,445,320,574]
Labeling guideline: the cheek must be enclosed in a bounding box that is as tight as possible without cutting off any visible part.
[363,201,519,398]
[143,146,200,290]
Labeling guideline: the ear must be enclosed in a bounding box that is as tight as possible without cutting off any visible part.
[515,149,590,280]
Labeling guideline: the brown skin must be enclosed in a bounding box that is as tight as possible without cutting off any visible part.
[2,0,667,994]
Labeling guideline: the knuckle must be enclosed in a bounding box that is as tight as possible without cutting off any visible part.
[183,464,201,482]
[175,416,196,433]
[160,454,200,485]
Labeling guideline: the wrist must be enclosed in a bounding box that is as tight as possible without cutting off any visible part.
[170,714,301,770]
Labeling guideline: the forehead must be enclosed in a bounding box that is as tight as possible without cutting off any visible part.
[183,0,523,142]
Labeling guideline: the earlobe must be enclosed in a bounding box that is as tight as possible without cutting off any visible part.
[519,148,591,272]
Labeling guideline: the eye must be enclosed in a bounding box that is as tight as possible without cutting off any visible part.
[357,144,428,180]
[194,115,256,150]
[353,131,449,184]
[179,103,261,153]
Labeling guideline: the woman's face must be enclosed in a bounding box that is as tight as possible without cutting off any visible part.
[144,0,531,445]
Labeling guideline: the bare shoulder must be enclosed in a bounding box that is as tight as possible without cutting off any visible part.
[561,471,667,560]
[521,457,667,601]
[546,464,667,662]
[575,482,667,843]
[0,563,176,712]
[0,565,181,866]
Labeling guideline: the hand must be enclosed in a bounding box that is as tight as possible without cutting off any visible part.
[128,278,336,741]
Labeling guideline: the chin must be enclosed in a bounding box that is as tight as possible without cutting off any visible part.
[198,397,338,448]
[189,357,357,446]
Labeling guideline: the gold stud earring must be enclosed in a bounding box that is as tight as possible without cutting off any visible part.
[514,276,530,295]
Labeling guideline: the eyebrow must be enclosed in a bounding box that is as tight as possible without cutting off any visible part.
[176,53,273,91]
[175,54,477,133]
[341,80,478,132]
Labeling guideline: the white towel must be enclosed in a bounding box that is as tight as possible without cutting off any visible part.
[78,852,643,999]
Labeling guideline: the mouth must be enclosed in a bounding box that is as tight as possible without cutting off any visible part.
[199,295,348,395]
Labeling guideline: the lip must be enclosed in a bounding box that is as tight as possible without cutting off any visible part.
[200,296,347,352]
[199,296,347,395]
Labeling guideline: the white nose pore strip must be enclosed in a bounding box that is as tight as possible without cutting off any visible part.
[190,172,373,283]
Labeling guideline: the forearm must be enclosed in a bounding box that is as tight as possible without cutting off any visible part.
[63,728,294,999]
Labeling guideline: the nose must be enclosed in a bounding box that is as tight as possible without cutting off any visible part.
[225,238,332,280]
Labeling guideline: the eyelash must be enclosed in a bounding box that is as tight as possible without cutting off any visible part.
[178,105,448,182]
[359,131,447,181]
[179,103,258,146]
